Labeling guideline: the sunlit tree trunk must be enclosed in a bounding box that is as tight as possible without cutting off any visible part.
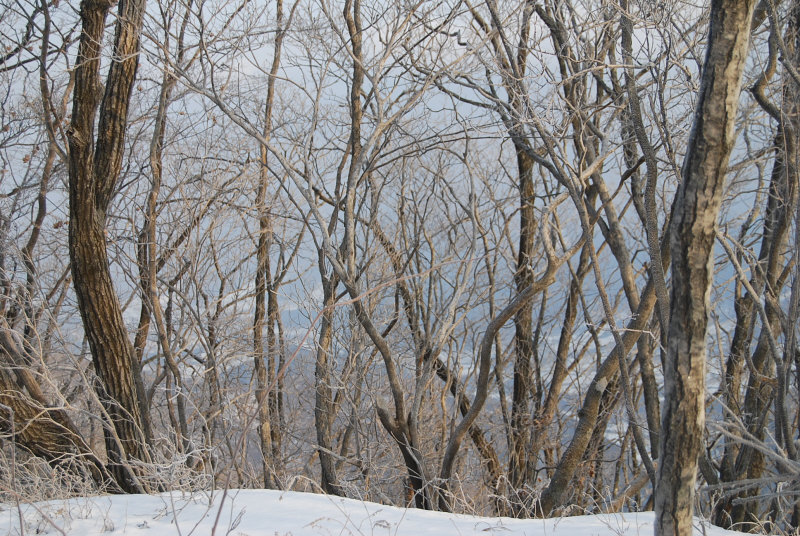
[655,1,757,534]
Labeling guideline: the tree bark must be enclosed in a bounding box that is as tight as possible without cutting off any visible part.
[67,0,151,493]
[314,269,343,496]
[0,327,118,490]
[510,146,536,492]
[655,1,757,534]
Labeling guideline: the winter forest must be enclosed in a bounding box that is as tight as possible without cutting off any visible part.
[0,0,798,534]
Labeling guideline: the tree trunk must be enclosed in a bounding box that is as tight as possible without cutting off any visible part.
[67,0,151,493]
[253,0,288,490]
[509,146,536,492]
[655,1,757,534]
[539,273,660,514]
[314,270,343,496]
[0,328,118,490]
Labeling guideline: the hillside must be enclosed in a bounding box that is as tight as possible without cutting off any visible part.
[1,489,748,536]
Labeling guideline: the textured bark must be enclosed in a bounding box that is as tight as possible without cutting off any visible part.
[0,328,117,490]
[620,0,670,337]
[0,369,116,490]
[655,2,757,535]
[509,147,536,491]
[510,4,538,494]
[67,0,150,493]
[313,271,342,496]
[714,4,800,525]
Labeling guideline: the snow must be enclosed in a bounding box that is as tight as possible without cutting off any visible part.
[0,489,747,536]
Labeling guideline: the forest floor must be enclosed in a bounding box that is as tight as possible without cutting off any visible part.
[0,488,749,535]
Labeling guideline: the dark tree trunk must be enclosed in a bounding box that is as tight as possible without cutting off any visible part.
[67,0,151,493]
[314,270,343,496]
[510,147,536,492]
[0,329,118,490]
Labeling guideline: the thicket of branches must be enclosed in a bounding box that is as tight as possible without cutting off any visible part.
[0,0,798,534]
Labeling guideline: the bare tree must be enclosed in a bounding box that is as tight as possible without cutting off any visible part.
[252,0,298,491]
[655,1,757,535]
[3,0,800,526]
[67,0,152,493]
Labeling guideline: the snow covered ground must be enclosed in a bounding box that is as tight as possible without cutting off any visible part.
[0,489,746,536]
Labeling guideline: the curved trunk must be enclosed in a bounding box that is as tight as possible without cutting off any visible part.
[67,0,151,493]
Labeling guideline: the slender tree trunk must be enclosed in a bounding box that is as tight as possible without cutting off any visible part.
[655,1,757,534]
[254,0,288,490]
[539,273,660,514]
[144,28,191,457]
[528,243,591,469]
[314,270,343,496]
[510,146,536,493]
